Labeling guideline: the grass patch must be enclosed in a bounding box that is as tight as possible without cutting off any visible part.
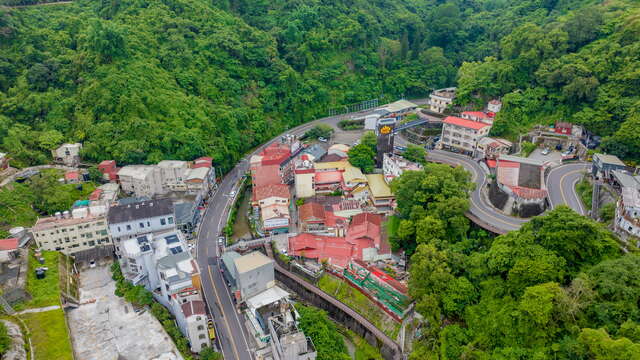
[14,250,61,311]
[318,274,401,339]
[384,215,401,251]
[19,309,73,360]
[575,178,593,209]
[343,329,384,360]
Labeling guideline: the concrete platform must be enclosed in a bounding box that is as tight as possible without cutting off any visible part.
[67,265,183,360]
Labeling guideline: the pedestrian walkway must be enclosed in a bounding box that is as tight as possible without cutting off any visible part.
[16,305,61,314]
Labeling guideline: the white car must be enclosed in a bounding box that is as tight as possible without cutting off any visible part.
[228,190,236,197]
[318,137,327,142]
[541,148,551,155]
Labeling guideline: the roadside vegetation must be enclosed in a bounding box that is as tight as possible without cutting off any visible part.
[348,131,377,173]
[0,169,96,237]
[14,250,61,311]
[338,119,364,131]
[0,322,11,356]
[520,141,537,157]
[317,274,401,339]
[576,178,593,209]
[303,124,334,141]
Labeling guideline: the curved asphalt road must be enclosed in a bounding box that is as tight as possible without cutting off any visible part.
[547,162,591,216]
[196,100,589,359]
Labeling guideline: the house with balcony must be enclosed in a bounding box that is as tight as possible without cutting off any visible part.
[461,111,493,124]
[440,116,492,156]
[382,153,422,184]
[364,174,395,214]
[476,137,513,160]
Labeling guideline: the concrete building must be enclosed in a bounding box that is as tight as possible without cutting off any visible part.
[440,116,492,156]
[157,160,190,192]
[107,198,175,255]
[612,170,640,243]
[117,165,163,198]
[494,155,548,217]
[476,137,513,160]
[592,153,626,180]
[174,201,199,235]
[379,99,418,116]
[234,251,275,301]
[487,99,502,113]
[0,152,9,170]
[429,88,456,113]
[118,229,209,353]
[461,111,492,124]
[32,207,111,255]
[383,153,422,184]
[52,143,82,167]
[364,174,395,214]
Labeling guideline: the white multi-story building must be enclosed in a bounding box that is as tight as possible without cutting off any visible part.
[118,229,210,353]
[157,160,190,192]
[234,251,276,301]
[440,116,492,156]
[488,99,502,113]
[107,198,175,255]
[31,206,111,254]
[383,153,422,184]
[429,87,456,113]
[613,170,640,243]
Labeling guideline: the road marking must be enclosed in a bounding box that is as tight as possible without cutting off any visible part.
[558,168,587,215]
[208,265,240,360]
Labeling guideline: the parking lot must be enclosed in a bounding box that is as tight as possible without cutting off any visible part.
[528,148,563,164]
[67,265,183,360]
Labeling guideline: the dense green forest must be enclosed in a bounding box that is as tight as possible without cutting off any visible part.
[2,0,629,169]
[388,164,640,359]
[457,1,640,161]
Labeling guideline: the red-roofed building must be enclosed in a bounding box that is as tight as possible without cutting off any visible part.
[98,160,119,182]
[65,171,81,184]
[193,157,213,169]
[314,171,343,194]
[289,211,388,267]
[251,164,282,189]
[440,116,492,155]
[494,155,548,216]
[461,111,491,124]
[0,238,19,262]
[252,184,290,206]
[299,201,348,236]
[89,189,103,201]
[260,143,291,166]
[555,122,572,135]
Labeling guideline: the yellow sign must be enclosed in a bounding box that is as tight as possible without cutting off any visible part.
[380,125,392,134]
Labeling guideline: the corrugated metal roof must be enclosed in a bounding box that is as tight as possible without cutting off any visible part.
[365,174,393,198]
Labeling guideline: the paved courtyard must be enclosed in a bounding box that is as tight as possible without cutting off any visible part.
[67,265,183,360]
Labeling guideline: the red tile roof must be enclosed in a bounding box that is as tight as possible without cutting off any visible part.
[444,116,491,130]
[496,160,520,168]
[0,238,18,251]
[89,189,103,201]
[289,233,353,267]
[325,211,348,228]
[462,111,489,119]
[315,171,343,184]
[65,171,80,180]
[261,143,291,166]
[299,202,325,223]
[486,160,497,168]
[347,212,382,249]
[253,184,290,202]
[252,165,282,188]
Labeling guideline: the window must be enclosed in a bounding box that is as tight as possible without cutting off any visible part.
[199,334,206,339]
[139,222,145,228]
[118,226,121,232]
[196,316,202,321]
[147,221,150,227]
[197,325,205,331]
[168,217,174,224]
[201,343,208,348]
[126,225,132,231]
[160,218,166,226]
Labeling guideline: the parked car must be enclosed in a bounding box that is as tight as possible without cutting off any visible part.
[318,137,327,142]
[218,236,225,245]
[89,260,96,268]
[228,190,236,197]
[541,148,551,155]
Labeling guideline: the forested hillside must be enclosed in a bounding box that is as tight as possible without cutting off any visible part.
[0,0,617,168]
[457,0,640,161]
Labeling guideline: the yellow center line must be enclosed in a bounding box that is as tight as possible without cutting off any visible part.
[558,168,586,213]
[208,265,240,360]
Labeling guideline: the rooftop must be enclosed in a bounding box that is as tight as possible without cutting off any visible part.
[33,212,102,232]
[444,116,491,130]
[0,238,19,251]
[185,167,209,181]
[157,160,188,169]
[343,164,367,184]
[382,99,418,113]
[253,184,290,202]
[315,171,343,184]
[181,300,206,318]
[299,202,325,222]
[314,161,349,171]
[221,251,241,281]
[234,251,273,274]
[462,111,489,119]
[252,164,282,188]
[365,174,393,198]
[498,154,546,167]
[594,153,625,167]
[117,165,155,179]
[174,202,196,224]
[302,144,327,161]
[107,198,173,224]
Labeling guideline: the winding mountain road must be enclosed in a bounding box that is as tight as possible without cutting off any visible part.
[195,101,589,359]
